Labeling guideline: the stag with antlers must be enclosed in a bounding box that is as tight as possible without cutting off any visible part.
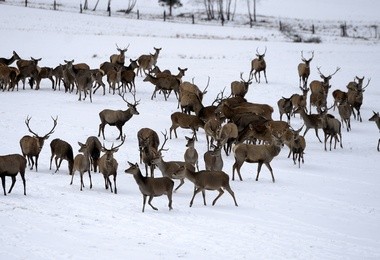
[20,116,58,171]
[298,51,314,88]
[250,47,267,83]
[110,44,129,66]
[98,92,140,141]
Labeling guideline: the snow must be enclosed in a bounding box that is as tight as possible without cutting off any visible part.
[0,1,380,259]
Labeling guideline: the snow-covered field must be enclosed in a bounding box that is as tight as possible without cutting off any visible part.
[1,1,380,259]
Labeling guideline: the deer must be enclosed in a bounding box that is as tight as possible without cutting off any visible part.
[347,76,367,91]
[151,131,195,191]
[75,69,97,102]
[169,112,204,141]
[0,154,27,196]
[368,111,380,151]
[137,47,161,76]
[332,89,347,111]
[320,109,343,151]
[173,165,238,207]
[230,72,253,98]
[203,114,222,150]
[49,138,74,175]
[120,59,139,93]
[217,122,238,156]
[292,106,323,143]
[106,66,122,95]
[52,64,64,91]
[277,96,293,123]
[290,86,309,116]
[137,128,160,177]
[98,92,140,141]
[347,78,370,122]
[34,66,55,90]
[143,73,180,101]
[70,142,92,191]
[0,51,21,66]
[125,162,174,212]
[298,51,314,88]
[110,44,129,66]
[85,136,102,172]
[309,66,340,113]
[249,47,267,83]
[20,116,58,171]
[232,133,284,183]
[184,135,199,171]
[98,137,125,194]
[16,57,41,89]
[178,77,209,114]
[204,143,223,171]
[337,100,352,132]
[0,64,18,91]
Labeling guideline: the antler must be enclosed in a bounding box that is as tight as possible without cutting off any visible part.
[256,46,267,55]
[111,135,126,151]
[316,66,324,77]
[119,92,140,106]
[203,76,210,94]
[116,43,129,52]
[158,130,169,153]
[329,67,341,77]
[43,116,58,138]
[25,116,39,136]
[363,78,371,90]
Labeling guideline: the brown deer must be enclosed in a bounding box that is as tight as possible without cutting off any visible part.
[217,122,238,156]
[309,67,340,113]
[292,106,323,143]
[125,162,174,212]
[85,136,102,172]
[110,44,129,66]
[98,137,125,194]
[232,134,283,182]
[137,128,160,177]
[320,109,343,151]
[332,89,347,111]
[369,111,380,151]
[250,47,267,83]
[151,132,195,191]
[184,135,199,171]
[98,93,140,141]
[337,100,352,132]
[0,154,27,196]
[169,112,204,141]
[277,96,293,123]
[137,47,161,76]
[173,165,238,207]
[298,51,314,88]
[0,51,21,66]
[143,74,180,101]
[230,72,253,98]
[70,142,92,191]
[20,116,58,171]
[16,57,41,89]
[347,78,370,122]
[204,143,223,171]
[290,86,309,115]
[49,138,74,175]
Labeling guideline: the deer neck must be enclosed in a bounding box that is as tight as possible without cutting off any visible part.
[133,168,146,186]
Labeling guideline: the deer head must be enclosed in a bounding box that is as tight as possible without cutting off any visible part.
[25,116,58,150]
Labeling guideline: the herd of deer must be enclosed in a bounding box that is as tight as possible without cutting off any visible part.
[0,45,378,212]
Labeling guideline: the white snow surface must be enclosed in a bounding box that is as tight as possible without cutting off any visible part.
[0,1,380,259]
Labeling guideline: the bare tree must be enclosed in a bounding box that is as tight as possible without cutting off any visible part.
[247,0,257,26]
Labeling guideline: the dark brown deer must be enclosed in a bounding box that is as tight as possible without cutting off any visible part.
[137,47,161,76]
[250,47,267,83]
[347,78,370,122]
[49,138,74,175]
[0,51,21,66]
[298,51,314,88]
[85,136,102,172]
[0,154,27,196]
[70,142,92,191]
[230,72,253,98]
[98,93,140,141]
[137,128,160,177]
[20,116,58,171]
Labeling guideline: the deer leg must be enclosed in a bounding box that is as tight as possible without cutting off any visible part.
[174,178,185,191]
[167,193,173,210]
[232,160,244,181]
[377,139,380,152]
[70,170,75,185]
[142,194,147,212]
[212,188,224,206]
[108,177,113,193]
[1,176,6,196]
[256,161,263,181]
[148,196,158,211]
[7,176,16,194]
[116,125,123,140]
[225,186,238,206]
[189,187,202,207]
[315,128,322,143]
[264,162,275,183]
[113,175,117,194]
[202,190,207,206]
[88,170,92,189]
[49,154,54,170]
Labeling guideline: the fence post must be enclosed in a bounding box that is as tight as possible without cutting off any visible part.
[163,11,166,21]
[80,3,83,13]
[137,9,140,19]
[311,24,315,34]
[25,0,27,7]
[192,14,194,24]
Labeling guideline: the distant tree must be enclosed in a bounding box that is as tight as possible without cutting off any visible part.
[159,0,182,16]
[247,0,257,27]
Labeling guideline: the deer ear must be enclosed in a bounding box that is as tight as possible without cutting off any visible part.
[113,148,119,153]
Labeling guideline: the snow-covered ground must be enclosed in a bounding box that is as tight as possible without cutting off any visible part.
[0,1,380,259]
